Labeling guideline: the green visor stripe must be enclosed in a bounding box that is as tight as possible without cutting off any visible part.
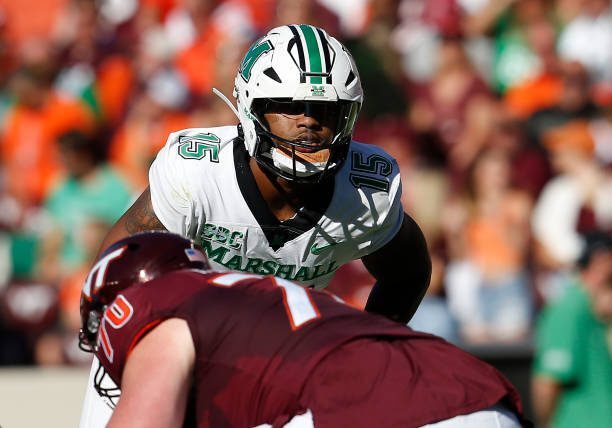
[299,24,323,84]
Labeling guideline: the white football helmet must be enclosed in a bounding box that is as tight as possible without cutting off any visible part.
[233,24,363,183]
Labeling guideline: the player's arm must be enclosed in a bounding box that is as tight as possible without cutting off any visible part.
[531,375,562,427]
[362,213,431,323]
[108,318,195,428]
[96,186,166,258]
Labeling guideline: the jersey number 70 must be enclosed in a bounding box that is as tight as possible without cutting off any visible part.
[212,273,321,330]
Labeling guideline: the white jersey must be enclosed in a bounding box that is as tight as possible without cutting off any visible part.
[79,126,403,428]
[149,125,404,288]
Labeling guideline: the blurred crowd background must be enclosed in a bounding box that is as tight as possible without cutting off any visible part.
[0,0,609,393]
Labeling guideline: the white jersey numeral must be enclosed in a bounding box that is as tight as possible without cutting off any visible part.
[212,273,320,329]
[274,278,320,329]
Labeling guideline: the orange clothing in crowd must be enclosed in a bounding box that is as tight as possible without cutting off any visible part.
[140,0,178,21]
[503,72,562,119]
[466,218,524,277]
[175,25,222,96]
[464,192,530,279]
[0,0,67,43]
[1,93,94,205]
[109,112,190,190]
[543,120,595,156]
[95,56,135,125]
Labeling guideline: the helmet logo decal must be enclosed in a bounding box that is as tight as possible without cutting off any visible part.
[82,246,127,299]
[240,39,273,82]
[178,133,221,162]
[310,85,326,97]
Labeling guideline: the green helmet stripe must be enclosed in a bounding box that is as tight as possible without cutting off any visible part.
[298,24,323,84]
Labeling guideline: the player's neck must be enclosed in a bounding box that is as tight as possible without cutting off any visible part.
[249,158,319,221]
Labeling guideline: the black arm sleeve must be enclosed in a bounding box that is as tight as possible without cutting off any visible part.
[362,213,431,323]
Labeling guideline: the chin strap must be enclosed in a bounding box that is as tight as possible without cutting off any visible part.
[212,87,240,120]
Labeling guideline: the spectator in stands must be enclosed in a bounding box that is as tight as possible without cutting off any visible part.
[409,251,459,343]
[532,231,612,428]
[525,61,600,147]
[589,104,612,167]
[0,43,94,208]
[502,14,562,118]
[33,130,131,365]
[0,44,97,296]
[53,0,135,128]
[557,0,612,87]
[390,0,443,84]
[407,32,494,189]
[34,218,112,366]
[461,0,556,94]
[188,23,250,129]
[0,279,59,365]
[37,130,132,284]
[531,120,612,300]
[109,69,191,190]
[52,0,108,121]
[0,8,15,121]
[173,0,251,97]
[486,101,551,198]
[443,147,533,344]
[345,0,406,122]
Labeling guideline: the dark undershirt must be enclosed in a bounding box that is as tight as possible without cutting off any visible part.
[232,138,334,251]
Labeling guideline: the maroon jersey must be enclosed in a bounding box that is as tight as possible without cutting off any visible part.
[96,270,524,427]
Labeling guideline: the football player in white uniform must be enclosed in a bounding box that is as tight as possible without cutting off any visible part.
[80,25,431,427]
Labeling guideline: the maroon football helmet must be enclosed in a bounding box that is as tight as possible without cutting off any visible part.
[79,231,209,353]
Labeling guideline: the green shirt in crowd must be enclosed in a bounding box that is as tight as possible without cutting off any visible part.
[44,165,132,270]
[534,283,612,428]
